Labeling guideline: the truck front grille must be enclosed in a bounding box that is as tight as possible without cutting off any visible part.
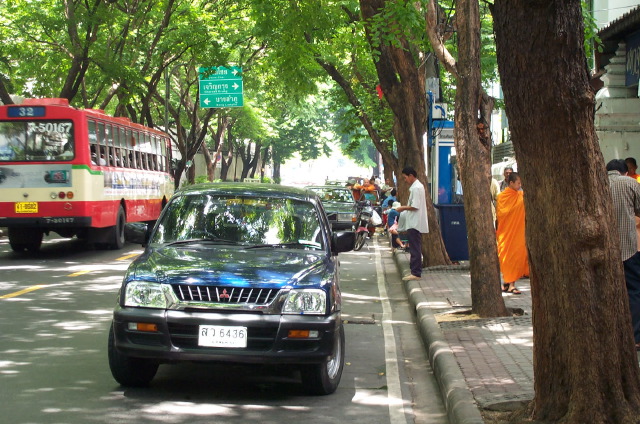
[172,284,280,305]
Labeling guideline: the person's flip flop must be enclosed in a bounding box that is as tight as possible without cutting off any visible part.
[508,288,522,295]
[502,283,509,293]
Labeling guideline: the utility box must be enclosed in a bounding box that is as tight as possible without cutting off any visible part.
[435,204,469,261]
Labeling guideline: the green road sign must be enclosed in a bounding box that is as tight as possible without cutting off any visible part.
[198,66,244,108]
[200,94,243,108]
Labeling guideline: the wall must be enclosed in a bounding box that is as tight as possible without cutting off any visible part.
[595,42,640,163]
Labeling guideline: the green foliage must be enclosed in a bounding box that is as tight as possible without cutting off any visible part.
[582,0,603,59]
[182,175,210,186]
[367,0,428,55]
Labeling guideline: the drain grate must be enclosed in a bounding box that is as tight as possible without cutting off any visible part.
[439,315,531,330]
[342,314,377,325]
[343,319,377,325]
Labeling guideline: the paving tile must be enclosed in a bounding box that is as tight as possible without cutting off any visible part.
[425,268,535,408]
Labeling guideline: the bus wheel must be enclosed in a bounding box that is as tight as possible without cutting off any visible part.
[8,227,43,253]
[109,206,126,250]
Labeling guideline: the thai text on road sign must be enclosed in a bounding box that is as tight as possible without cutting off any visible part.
[198,66,244,108]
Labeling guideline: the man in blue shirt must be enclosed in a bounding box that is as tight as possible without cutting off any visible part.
[382,189,397,209]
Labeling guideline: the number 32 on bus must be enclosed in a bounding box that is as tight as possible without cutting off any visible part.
[0,98,174,252]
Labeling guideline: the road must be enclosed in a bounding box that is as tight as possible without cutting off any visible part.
[0,232,448,424]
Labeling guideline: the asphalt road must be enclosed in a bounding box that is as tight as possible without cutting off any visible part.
[0,233,447,424]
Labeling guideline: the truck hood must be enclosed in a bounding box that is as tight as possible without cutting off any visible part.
[129,245,330,289]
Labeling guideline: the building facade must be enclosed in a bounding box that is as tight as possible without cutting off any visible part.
[594,4,640,162]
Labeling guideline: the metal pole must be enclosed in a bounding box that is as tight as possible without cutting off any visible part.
[164,68,169,134]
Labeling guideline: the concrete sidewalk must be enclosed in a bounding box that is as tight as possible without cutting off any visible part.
[391,246,533,424]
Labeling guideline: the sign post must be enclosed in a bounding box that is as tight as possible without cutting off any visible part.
[198,66,244,108]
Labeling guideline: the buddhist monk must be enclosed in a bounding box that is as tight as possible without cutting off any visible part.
[496,172,528,294]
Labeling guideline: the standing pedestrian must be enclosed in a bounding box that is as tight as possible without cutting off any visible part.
[396,167,429,280]
[499,167,513,192]
[606,159,640,350]
[490,177,500,228]
[625,157,640,183]
[496,172,528,294]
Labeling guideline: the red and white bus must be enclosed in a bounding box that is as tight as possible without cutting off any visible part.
[0,98,174,252]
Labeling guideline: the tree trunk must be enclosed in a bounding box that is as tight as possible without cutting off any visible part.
[201,143,214,182]
[208,116,229,181]
[381,154,395,188]
[0,80,14,105]
[493,0,640,421]
[272,160,281,184]
[425,0,507,316]
[454,0,509,317]
[360,0,450,266]
[220,144,232,182]
[249,142,261,178]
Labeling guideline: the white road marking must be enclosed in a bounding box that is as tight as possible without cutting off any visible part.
[374,242,409,423]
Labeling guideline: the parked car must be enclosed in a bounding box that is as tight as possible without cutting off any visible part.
[108,183,355,395]
[305,185,357,231]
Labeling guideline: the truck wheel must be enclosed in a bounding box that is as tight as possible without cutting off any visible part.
[300,323,345,395]
[109,206,126,249]
[8,227,43,253]
[108,323,158,387]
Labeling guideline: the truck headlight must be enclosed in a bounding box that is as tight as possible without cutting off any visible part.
[124,281,167,308]
[282,289,327,315]
[337,213,352,221]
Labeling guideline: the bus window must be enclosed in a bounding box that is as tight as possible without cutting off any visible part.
[150,136,157,171]
[88,120,98,164]
[121,129,129,168]
[118,127,126,167]
[159,139,166,172]
[119,128,127,167]
[143,132,151,153]
[105,124,114,166]
[113,147,122,167]
[118,127,126,148]
[131,131,139,149]
[112,126,122,167]
[97,122,107,166]
[0,121,74,162]
[137,150,144,170]
[131,131,139,169]
[164,138,171,171]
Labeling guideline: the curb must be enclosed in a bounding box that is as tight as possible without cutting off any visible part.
[393,252,484,424]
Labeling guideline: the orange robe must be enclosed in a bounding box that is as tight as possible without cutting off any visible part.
[496,188,529,282]
[629,173,640,183]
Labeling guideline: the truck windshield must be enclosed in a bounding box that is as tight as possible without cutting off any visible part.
[152,194,325,250]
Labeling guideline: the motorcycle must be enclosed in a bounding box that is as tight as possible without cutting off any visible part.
[353,200,382,251]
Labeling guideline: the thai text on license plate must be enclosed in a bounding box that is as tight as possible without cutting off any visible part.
[15,202,38,213]
[198,325,247,348]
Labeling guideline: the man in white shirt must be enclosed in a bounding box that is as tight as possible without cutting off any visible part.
[396,166,429,280]
[607,159,640,350]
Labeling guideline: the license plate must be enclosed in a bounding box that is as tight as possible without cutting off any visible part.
[198,325,247,348]
[15,202,38,214]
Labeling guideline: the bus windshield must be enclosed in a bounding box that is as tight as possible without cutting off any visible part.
[0,120,74,162]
